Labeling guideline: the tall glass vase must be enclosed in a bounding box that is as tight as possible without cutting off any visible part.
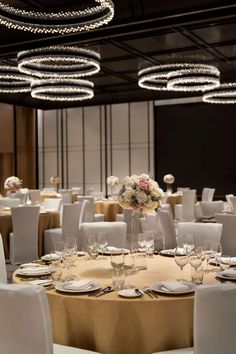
[166,183,172,195]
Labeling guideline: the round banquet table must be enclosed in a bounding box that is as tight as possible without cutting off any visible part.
[95,200,123,221]
[0,209,60,258]
[13,255,216,354]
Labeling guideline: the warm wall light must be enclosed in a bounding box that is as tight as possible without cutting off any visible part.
[18,46,101,78]
[0,0,114,34]
[0,62,31,93]
[31,79,94,101]
[203,83,236,104]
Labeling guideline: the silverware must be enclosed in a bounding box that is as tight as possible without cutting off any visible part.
[88,286,113,297]
[143,288,158,298]
[95,287,114,298]
[135,288,144,297]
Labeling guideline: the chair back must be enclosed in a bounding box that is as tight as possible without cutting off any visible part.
[10,206,40,264]
[0,198,21,208]
[71,186,82,194]
[0,283,53,354]
[62,203,82,243]
[77,196,95,222]
[158,209,177,249]
[59,189,72,204]
[202,187,215,202]
[199,201,224,218]
[177,222,222,248]
[194,284,236,354]
[229,196,236,213]
[215,213,236,256]
[29,189,41,204]
[80,222,127,251]
[43,198,62,211]
[10,191,27,204]
[182,189,196,221]
[0,234,7,283]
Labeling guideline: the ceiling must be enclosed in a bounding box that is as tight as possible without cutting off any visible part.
[1,0,236,109]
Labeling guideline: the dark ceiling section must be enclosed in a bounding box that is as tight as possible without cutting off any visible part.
[0,0,236,108]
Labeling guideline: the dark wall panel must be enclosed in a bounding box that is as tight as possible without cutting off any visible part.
[154,102,236,198]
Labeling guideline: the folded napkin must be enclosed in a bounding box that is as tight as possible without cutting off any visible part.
[42,253,60,261]
[221,269,236,278]
[64,279,94,291]
[162,280,189,292]
[105,246,124,253]
[21,267,50,275]
[20,263,41,268]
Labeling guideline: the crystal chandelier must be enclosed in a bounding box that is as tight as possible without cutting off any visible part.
[0,0,114,34]
[203,83,236,104]
[31,79,94,101]
[18,46,101,78]
[0,62,31,93]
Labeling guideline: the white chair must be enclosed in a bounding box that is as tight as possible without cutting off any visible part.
[43,198,62,211]
[177,187,190,192]
[58,189,73,204]
[77,196,104,222]
[201,187,215,202]
[116,209,133,234]
[229,196,236,213]
[10,190,28,204]
[29,189,41,204]
[0,234,7,283]
[198,201,224,218]
[225,194,234,211]
[153,283,236,354]
[0,283,100,354]
[177,222,222,248]
[9,206,40,264]
[0,197,21,208]
[175,190,196,221]
[44,203,82,254]
[215,213,236,256]
[71,187,82,194]
[158,210,177,249]
[80,221,127,251]
[85,187,94,195]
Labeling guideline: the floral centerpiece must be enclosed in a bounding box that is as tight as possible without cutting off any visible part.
[4,176,22,192]
[118,173,164,212]
[50,176,60,185]
[106,175,119,186]
[163,173,175,194]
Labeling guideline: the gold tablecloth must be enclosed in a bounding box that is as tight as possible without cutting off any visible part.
[13,255,216,354]
[95,200,123,221]
[166,193,182,216]
[0,209,60,258]
[40,193,61,203]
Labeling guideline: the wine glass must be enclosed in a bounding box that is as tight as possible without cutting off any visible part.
[144,231,154,256]
[65,236,77,253]
[87,234,99,259]
[183,233,195,256]
[189,253,202,270]
[174,247,188,281]
[211,242,222,269]
[138,233,146,254]
[124,254,135,288]
[54,240,65,260]
[97,231,108,257]
[63,249,75,281]
[202,240,213,272]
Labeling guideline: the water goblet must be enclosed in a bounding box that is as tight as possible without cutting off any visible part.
[63,249,75,281]
[174,247,189,282]
[211,242,222,269]
[202,240,213,272]
[54,240,65,260]
[124,254,135,288]
[189,254,202,270]
[112,268,126,291]
[97,231,108,257]
[191,266,204,285]
[138,233,146,254]
[183,233,195,256]
[87,234,99,259]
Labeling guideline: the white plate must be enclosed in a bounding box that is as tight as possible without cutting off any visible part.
[55,280,101,293]
[30,279,53,286]
[216,271,236,281]
[151,282,196,295]
[159,248,186,257]
[77,251,86,256]
[210,257,236,266]
[118,289,142,298]
[20,263,42,268]
[41,254,60,261]
[101,247,130,255]
[18,268,51,277]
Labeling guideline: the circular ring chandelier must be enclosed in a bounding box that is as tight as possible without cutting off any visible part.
[18,46,101,78]
[31,79,94,101]
[0,63,31,93]
[203,83,236,104]
[167,65,220,92]
[0,0,114,34]
[138,63,220,92]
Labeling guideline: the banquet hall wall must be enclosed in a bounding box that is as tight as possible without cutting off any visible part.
[37,101,154,194]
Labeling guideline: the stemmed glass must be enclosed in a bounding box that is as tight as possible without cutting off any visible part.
[211,242,222,270]
[174,247,188,281]
[202,240,213,272]
[63,249,75,281]
[87,234,99,259]
[97,231,108,257]
[124,254,135,288]
[138,233,146,254]
[144,231,154,256]
[189,253,202,270]
[183,233,195,256]
[54,240,65,260]
[65,236,77,267]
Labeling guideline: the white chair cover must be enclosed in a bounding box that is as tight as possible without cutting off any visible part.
[177,222,222,248]
[44,203,82,254]
[0,233,7,283]
[10,190,28,204]
[229,196,236,213]
[0,283,100,354]
[29,189,41,204]
[0,197,21,208]
[199,201,224,218]
[175,190,196,221]
[58,189,73,204]
[158,209,177,249]
[215,213,236,256]
[10,206,40,264]
[201,187,215,202]
[77,196,104,222]
[43,198,62,211]
[80,221,127,251]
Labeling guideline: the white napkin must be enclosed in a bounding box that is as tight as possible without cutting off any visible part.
[162,280,189,292]
[64,280,94,291]
[21,267,50,275]
[221,269,236,278]
[42,253,60,261]
[20,263,41,268]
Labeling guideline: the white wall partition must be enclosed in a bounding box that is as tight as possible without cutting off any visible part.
[37,101,154,194]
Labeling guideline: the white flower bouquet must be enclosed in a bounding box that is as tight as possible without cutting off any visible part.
[118,174,164,211]
[106,175,119,186]
[50,176,60,185]
[4,176,22,192]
